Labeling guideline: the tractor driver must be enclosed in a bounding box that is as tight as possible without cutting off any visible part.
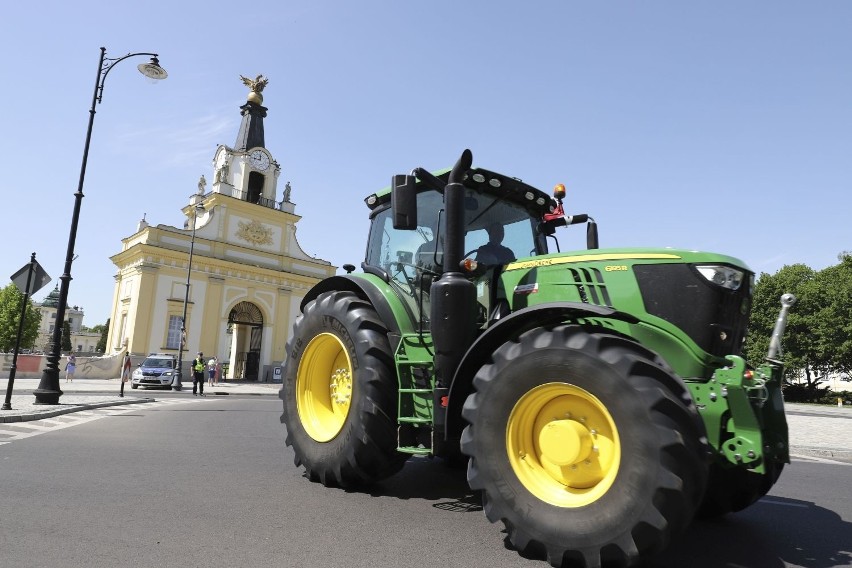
[475,223,516,265]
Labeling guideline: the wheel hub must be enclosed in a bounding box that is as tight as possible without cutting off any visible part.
[330,368,352,405]
[296,332,354,442]
[538,419,593,466]
[507,382,620,508]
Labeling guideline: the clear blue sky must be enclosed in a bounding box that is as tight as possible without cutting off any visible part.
[2,1,850,326]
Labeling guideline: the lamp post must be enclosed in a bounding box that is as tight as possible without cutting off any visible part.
[33,47,167,405]
[173,202,206,391]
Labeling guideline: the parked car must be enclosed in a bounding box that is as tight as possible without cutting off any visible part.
[131,354,178,390]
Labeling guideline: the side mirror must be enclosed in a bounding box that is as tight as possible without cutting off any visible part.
[587,219,599,249]
[391,174,417,230]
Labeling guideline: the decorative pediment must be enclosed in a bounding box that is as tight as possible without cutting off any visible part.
[236,219,273,246]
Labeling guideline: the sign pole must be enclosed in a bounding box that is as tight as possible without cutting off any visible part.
[1,253,37,411]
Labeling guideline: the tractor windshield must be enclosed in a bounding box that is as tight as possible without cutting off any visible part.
[365,188,543,275]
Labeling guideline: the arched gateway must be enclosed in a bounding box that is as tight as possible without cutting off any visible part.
[228,301,263,380]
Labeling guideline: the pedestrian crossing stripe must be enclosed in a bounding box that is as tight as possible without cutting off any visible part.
[0,398,205,446]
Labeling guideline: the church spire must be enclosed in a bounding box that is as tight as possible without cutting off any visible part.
[234,75,269,151]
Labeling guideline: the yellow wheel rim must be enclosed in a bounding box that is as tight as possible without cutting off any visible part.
[296,333,353,442]
[507,383,620,507]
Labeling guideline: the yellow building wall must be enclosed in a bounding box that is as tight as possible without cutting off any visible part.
[106,193,335,379]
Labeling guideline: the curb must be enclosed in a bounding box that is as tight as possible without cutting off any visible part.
[0,397,155,423]
[789,445,852,461]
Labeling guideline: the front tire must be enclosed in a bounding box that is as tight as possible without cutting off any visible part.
[461,326,708,568]
[698,460,784,517]
[280,291,407,487]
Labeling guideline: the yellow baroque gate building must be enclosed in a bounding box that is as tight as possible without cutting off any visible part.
[105,77,335,380]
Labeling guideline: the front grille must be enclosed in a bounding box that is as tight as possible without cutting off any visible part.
[633,263,751,357]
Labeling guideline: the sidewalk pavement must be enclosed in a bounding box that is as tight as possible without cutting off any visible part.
[783,402,852,462]
[0,377,280,423]
[1,379,849,462]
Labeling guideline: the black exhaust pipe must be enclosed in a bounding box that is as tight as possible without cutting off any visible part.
[430,149,477,389]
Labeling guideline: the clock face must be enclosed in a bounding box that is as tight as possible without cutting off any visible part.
[249,149,270,171]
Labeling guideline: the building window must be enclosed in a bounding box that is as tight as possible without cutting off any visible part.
[117,313,128,348]
[166,315,182,350]
[51,313,56,319]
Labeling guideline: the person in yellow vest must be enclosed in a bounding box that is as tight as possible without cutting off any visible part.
[192,352,206,396]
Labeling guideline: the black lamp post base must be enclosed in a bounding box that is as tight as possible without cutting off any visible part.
[33,389,63,405]
[34,365,63,405]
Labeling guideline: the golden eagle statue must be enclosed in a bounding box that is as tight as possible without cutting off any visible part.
[240,74,269,93]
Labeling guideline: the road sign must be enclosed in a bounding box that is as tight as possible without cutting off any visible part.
[10,260,51,296]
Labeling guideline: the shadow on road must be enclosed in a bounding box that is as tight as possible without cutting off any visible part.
[362,456,482,511]
[353,457,852,567]
[368,456,473,499]
[501,495,852,568]
[655,495,851,567]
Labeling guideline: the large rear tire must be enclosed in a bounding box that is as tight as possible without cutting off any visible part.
[280,291,407,487]
[461,326,708,568]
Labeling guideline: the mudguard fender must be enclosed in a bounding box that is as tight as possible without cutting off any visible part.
[444,302,639,440]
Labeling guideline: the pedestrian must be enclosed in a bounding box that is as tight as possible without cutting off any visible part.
[192,352,206,396]
[207,355,217,386]
[215,357,222,385]
[121,351,133,384]
[65,352,77,382]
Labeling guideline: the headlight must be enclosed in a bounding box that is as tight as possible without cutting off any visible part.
[132,369,142,378]
[696,265,744,290]
[162,371,174,376]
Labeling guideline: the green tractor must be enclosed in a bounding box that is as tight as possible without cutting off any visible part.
[279,149,794,568]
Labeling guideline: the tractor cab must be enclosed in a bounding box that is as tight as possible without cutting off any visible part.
[364,168,559,327]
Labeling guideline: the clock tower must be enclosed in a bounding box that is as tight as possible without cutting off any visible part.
[211,74,286,211]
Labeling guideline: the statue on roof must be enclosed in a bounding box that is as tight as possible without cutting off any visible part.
[240,74,269,93]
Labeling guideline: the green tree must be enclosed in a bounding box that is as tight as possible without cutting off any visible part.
[61,320,72,352]
[744,264,825,398]
[96,319,109,353]
[746,257,852,401]
[87,324,105,335]
[0,283,42,352]
[810,255,852,376]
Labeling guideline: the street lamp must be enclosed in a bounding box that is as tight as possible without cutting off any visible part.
[33,47,167,405]
[173,202,206,392]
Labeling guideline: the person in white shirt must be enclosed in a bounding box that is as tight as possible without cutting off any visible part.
[207,356,218,386]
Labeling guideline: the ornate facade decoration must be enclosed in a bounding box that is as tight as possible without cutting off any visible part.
[236,219,273,246]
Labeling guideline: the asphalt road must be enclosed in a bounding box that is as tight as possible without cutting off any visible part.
[0,396,849,568]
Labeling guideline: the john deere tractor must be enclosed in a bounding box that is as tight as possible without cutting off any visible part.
[279,150,794,568]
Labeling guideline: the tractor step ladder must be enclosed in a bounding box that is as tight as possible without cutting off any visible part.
[395,334,435,455]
